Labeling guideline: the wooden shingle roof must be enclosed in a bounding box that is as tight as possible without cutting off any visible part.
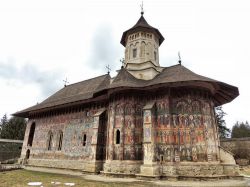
[13,64,239,117]
[14,74,110,117]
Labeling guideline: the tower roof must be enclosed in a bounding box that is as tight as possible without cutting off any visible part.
[120,15,165,47]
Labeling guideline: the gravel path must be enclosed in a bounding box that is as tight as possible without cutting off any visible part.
[25,166,250,187]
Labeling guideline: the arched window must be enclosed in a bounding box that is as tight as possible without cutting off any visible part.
[47,131,53,151]
[26,149,30,159]
[133,48,137,58]
[83,134,87,146]
[140,42,145,57]
[27,122,36,147]
[116,129,120,144]
[57,131,63,151]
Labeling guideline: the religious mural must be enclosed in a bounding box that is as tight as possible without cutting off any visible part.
[106,98,144,161]
[153,95,218,163]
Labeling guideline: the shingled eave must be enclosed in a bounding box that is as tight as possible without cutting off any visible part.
[106,65,239,105]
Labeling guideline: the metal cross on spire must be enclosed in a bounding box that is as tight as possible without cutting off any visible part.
[120,58,125,68]
[106,65,111,74]
[140,1,144,16]
[63,77,69,87]
[178,51,182,65]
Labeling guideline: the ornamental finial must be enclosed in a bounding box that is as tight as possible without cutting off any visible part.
[140,1,144,16]
[178,51,182,65]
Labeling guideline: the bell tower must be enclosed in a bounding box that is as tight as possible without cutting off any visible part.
[120,11,164,80]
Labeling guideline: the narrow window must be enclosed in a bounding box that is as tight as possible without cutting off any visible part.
[58,131,63,151]
[26,149,30,159]
[160,155,164,163]
[133,48,137,58]
[83,134,87,146]
[154,51,157,61]
[47,131,53,151]
[116,130,120,144]
[27,122,36,147]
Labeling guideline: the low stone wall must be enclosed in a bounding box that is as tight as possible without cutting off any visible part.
[0,139,23,163]
[0,164,22,172]
[220,137,250,165]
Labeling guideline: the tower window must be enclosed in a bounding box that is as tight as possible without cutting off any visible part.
[154,51,157,61]
[133,48,137,58]
[116,129,120,144]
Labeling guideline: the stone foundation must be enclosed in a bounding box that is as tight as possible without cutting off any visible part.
[25,158,104,173]
[222,164,240,176]
[22,158,241,180]
[103,160,142,175]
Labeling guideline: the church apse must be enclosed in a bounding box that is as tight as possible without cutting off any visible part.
[152,90,219,164]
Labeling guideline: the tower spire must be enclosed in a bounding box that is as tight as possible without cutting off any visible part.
[140,1,144,16]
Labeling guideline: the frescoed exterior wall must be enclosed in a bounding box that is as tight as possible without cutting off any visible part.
[20,90,223,175]
[20,108,107,172]
[152,93,219,164]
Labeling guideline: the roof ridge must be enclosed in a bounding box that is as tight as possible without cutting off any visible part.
[64,74,109,88]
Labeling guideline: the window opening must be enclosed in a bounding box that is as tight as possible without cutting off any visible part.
[83,134,87,146]
[133,48,137,58]
[116,130,120,144]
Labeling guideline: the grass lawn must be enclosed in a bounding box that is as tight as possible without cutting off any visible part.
[0,169,150,187]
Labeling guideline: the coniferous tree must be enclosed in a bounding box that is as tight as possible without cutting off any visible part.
[0,114,8,137]
[231,121,250,138]
[215,106,230,138]
[0,115,27,140]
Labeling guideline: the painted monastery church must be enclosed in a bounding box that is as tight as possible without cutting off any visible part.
[15,12,240,178]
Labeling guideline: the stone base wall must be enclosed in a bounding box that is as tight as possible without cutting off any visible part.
[139,162,239,178]
[103,160,142,174]
[25,158,104,173]
[175,164,224,176]
[22,158,239,178]
[222,164,240,176]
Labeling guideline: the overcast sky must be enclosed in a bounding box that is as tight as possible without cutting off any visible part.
[0,0,249,129]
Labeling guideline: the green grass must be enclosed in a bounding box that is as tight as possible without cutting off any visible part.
[0,170,150,187]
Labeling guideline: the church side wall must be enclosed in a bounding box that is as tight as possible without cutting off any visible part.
[21,109,105,172]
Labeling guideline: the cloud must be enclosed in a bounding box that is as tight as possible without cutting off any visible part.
[0,60,63,97]
[85,24,123,73]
